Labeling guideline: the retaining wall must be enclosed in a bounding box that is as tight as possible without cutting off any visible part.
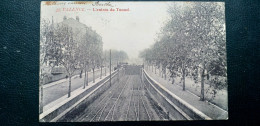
[142,69,211,120]
[40,71,118,122]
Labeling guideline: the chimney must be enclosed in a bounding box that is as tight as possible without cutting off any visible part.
[76,16,79,22]
[63,16,67,21]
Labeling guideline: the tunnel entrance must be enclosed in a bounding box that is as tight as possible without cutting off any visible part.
[124,65,142,75]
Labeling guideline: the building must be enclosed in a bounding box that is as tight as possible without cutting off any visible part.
[41,16,103,84]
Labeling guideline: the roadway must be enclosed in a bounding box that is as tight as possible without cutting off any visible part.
[43,68,110,106]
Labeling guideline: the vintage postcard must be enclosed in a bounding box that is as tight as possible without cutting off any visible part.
[39,1,228,122]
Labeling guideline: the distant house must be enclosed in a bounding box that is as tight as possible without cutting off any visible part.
[57,16,102,49]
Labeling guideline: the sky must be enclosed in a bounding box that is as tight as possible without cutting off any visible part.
[41,1,173,62]
[41,1,224,64]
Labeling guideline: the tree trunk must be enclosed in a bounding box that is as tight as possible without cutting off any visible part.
[141,68,143,81]
[86,66,88,86]
[161,68,163,78]
[100,66,102,79]
[109,50,111,87]
[105,66,107,76]
[172,78,175,84]
[164,69,167,80]
[117,67,119,81]
[68,75,71,97]
[83,67,86,89]
[39,81,43,114]
[182,68,186,91]
[207,73,212,87]
[80,70,82,78]
[200,68,205,101]
[93,68,95,83]
[195,67,198,83]
[159,67,161,76]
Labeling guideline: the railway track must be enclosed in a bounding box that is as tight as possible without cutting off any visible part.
[58,67,169,122]
[138,83,151,121]
[103,76,130,121]
[74,70,127,121]
[124,76,154,121]
[125,88,134,120]
[88,76,129,122]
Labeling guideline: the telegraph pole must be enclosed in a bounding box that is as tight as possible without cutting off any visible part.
[105,53,107,76]
[117,60,119,82]
[110,49,111,87]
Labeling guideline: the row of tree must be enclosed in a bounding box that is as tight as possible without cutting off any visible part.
[39,18,103,114]
[39,17,129,113]
[40,20,103,97]
[139,2,227,101]
[103,49,129,66]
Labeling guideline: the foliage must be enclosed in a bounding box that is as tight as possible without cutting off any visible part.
[40,18,104,97]
[139,2,227,101]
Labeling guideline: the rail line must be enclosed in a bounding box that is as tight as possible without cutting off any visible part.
[139,82,151,121]
[76,73,121,121]
[77,91,110,121]
[133,83,139,120]
[94,82,124,122]
[134,85,139,120]
[124,79,139,121]
[105,76,130,121]
[57,67,177,122]
[125,88,134,120]
[124,76,153,121]
[76,73,126,121]
[138,86,140,121]
[89,76,129,122]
